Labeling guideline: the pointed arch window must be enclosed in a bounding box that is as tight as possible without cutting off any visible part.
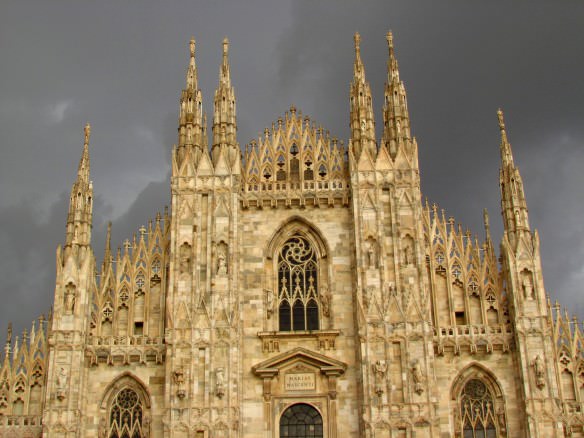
[278,235,320,331]
[108,388,144,438]
[458,379,499,438]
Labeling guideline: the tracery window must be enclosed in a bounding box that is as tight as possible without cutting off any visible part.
[459,379,498,438]
[278,235,319,331]
[280,403,323,438]
[108,388,144,438]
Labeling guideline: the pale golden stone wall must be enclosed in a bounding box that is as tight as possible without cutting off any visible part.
[240,205,359,438]
[4,34,584,438]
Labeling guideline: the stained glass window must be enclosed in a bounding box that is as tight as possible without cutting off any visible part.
[108,388,144,438]
[278,236,319,331]
[459,379,499,438]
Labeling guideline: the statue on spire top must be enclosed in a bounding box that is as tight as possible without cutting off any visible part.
[497,108,506,131]
[84,123,91,146]
[386,31,393,48]
[190,38,196,58]
[354,32,361,51]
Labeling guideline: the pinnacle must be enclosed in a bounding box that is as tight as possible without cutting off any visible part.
[497,108,514,166]
[189,37,195,58]
[353,32,366,80]
[354,32,361,51]
[219,37,231,86]
[386,31,393,50]
[186,38,198,90]
[84,122,91,146]
[223,37,229,56]
[78,123,91,182]
[497,108,506,132]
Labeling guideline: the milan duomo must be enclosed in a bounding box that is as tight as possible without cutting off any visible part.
[0,32,583,438]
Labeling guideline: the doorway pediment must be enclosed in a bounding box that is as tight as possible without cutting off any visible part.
[252,347,347,378]
[252,347,347,401]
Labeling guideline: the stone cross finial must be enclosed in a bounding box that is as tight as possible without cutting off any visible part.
[354,32,361,51]
[139,225,147,237]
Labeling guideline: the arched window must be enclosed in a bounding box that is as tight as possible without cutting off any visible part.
[108,388,144,438]
[280,403,323,438]
[278,235,319,331]
[459,379,498,438]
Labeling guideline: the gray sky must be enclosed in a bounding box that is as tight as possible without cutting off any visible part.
[1,1,583,336]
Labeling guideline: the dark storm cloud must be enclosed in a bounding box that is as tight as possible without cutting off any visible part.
[275,0,584,316]
[1,1,583,336]
[0,191,111,334]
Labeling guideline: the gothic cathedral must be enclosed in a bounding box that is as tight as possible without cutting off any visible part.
[1,33,583,438]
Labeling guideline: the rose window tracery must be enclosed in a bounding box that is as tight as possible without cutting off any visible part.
[108,388,144,438]
[459,379,499,438]
[278,236,319,331]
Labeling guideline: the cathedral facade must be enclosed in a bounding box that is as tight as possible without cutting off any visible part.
[0,33,583,438]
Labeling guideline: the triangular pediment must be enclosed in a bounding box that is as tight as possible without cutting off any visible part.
[252,347,346,378]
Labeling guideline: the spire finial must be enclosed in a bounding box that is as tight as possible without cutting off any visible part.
[497,108,506,132]
[84,123,91,146]
[77,123,91,182]
[386,31,393,49]
[223,37,229,57]
[7,323,12,344]
[483,208,492,245]
[497,108,514,166]
[105,221,112,257]
[190,37,195,58]
[106,221,112,244]
[352,32,365,80]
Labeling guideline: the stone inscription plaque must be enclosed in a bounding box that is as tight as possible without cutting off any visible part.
[285,373,316,391]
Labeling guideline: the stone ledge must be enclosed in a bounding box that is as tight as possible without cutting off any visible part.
[257,330,340,353]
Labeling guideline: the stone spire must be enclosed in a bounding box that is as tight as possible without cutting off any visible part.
[212,37,238,168]
[382,31,412,159]
[349,32,376,160]
[3,323,12,361]
[78,123,91,184]
[177,38,205,158]
[65,123,93,248]
[498,109,530,246]
[101,221,112,275]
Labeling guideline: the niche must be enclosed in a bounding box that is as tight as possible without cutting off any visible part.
[179,242,192,274]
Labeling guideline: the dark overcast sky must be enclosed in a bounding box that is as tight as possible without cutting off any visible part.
[1,1,583,336]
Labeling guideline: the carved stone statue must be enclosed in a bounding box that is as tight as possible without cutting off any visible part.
[215,367,225,399]
[173,367,185,399]
[402,239,414,266]
[179,243,191,274]
[534,355,545,389]
[411,360,424,395]
[64,284,76,314]
[522,271,534,299]
[365,239,378,268]
[265,289,274,319]
[372,360,388,396]
[56,367,68,400]
[217,243,227,275]
[320,286,331,317]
